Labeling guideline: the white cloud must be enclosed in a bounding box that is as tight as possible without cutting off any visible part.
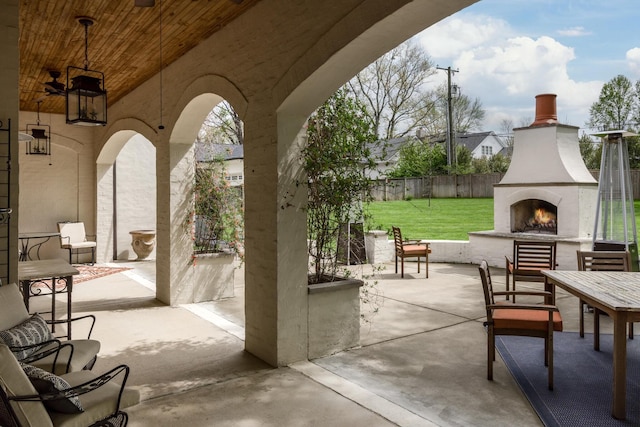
[557,26,591,37]
[416,13,603,131]
[626,48,640,78]
[418,14,511,59]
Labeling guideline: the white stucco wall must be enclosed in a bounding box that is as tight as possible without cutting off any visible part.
[115,134,156,260]
[18,111,95,262]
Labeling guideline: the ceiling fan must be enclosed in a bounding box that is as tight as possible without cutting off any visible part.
[33,70,65,102]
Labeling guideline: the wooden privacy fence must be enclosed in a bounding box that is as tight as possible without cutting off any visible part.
[370,170,640,201]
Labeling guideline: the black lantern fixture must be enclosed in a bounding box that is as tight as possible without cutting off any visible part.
[25,101,51,156]
[66,17,107,126]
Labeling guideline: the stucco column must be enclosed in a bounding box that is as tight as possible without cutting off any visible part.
[243,106,309,366]
[155,132,197,305]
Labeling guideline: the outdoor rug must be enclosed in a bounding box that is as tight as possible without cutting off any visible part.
[496,332,640,426]
[35,265,132,289]
[72,264,131,284]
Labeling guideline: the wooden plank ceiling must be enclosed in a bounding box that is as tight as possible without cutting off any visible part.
[19,0,261,114]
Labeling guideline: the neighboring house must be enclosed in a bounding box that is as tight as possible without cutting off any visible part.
[455,131,507,159]
[196,143,244,187]
[365,131,507,179]
[365,137,411,180]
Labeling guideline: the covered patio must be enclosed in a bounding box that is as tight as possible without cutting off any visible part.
[24,259,603,427]
[3,0,479,368]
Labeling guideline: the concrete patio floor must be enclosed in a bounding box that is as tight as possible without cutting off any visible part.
[29,259,609,426]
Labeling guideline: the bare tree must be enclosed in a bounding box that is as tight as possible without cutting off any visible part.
[499,118,514,149]
[347,41,437,139]
[197,101,244,145]
[421,84,486,136]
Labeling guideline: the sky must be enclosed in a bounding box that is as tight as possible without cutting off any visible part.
[417,0,640,136]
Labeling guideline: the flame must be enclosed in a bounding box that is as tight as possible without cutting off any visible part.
[534,208,555,224]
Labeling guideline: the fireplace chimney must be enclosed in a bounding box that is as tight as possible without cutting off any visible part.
[530,93,558,126]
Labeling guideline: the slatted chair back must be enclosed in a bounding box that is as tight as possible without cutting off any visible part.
[391,226,431,278]
[512,240,557,274]
[576,250,632,341]
[577,250,631,272]
[505,240,557,302]
[478,260,496,307]
[392,226,404,256]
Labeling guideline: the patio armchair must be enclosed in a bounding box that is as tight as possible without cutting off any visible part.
[0,283,100,375]
[57,222,96,265]
[392,226,431,278]
[505,240,557,302]
[479,260,562,390]
[0,344,139,427]
[577,250,633,348]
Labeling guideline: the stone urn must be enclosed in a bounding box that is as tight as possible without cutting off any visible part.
[129,229,156,260]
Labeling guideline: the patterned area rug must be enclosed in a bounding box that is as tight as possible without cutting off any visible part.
[72,264,131,284]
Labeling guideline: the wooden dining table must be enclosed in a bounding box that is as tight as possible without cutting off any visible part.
[543,270,640,420]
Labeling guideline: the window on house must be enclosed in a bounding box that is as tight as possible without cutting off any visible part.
[481,146,493,156]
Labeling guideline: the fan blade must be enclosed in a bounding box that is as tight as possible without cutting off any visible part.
[43,84,64,95]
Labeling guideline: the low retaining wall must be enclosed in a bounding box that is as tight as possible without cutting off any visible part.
[364,231,593,270]
[365,231,470,265]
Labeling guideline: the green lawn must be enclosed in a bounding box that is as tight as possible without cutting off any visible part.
[366,198,640,241]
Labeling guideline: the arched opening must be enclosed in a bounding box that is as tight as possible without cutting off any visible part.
[96,129,156,265]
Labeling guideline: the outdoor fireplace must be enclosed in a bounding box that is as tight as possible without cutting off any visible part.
[469,93,599,269]
[511,199,557,234]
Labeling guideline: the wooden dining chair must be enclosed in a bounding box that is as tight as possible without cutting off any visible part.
[479,260,562,390]
[577,250,632,349]
[505,240,557,302]
[392,226,431,278]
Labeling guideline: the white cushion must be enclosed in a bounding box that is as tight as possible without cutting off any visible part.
[50,370,140,427]
[31,339,100,375]
[0,283,30,331]
[0,344,53,427]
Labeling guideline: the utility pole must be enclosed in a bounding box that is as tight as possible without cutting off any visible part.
[437,66,459,171]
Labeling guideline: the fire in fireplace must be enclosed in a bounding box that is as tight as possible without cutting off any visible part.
[511,199,557,234]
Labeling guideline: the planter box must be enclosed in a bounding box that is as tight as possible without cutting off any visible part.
[365,230,392,264]
[191,252,235,303]
[308,277,363,359]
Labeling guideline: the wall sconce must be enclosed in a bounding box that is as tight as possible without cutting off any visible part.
[66,17,107,126]
[25,101,51,156]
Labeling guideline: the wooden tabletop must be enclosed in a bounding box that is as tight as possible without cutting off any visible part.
[18,259,79,281]
[543,270,640,312]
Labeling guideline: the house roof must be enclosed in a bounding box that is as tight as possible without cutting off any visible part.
[455,131,502,152]
[367,137,410,163]
[196,143,244,163]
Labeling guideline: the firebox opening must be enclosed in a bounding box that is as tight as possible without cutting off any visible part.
[511,199,558,234]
